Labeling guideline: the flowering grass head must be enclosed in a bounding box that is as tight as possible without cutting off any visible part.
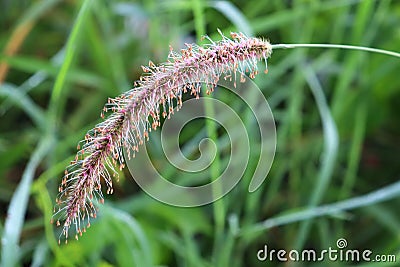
[52,31,273,243]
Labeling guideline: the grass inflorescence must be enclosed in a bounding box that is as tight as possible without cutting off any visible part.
[52,32,272,243]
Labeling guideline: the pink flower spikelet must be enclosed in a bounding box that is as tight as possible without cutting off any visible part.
[52,32,273,243]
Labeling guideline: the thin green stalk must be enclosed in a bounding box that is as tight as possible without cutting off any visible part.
[339,88,368,199]
[331,0,373,119]
[92,0,130,93]
[48,0,93,128]
[293,65,339,249]
[271,43,400,58]
[287,1,318,249]
[34,181,73,266]
[240,179,400,236]
[191,0,225,263]
[337,0,392,204]
[31,158,72,261]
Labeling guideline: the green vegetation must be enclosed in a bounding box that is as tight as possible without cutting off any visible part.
[1,0,399,266]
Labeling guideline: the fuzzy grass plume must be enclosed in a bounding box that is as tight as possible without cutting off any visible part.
[52,31,273,243]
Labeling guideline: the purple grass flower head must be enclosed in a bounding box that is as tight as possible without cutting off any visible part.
[52,31,273,243]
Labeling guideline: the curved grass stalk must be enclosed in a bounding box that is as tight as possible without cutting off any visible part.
[272,43,400,58]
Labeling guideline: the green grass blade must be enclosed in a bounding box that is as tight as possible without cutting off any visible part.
[31,239,49,267]
[241,179,400,235]
[48,0,93,126]
[208,1,253,36]
[0,137,53,267]
[16,0,62,26]
[0,83,46,129]
[191,0,226,263]
[0,54,105,89]
[293,65,339,249]
[0,49,64,114]
[103,206,153,266]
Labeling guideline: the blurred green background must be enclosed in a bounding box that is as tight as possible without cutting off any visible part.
[1,0,400,266]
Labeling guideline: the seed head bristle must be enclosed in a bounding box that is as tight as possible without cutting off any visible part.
[52,31,272,243]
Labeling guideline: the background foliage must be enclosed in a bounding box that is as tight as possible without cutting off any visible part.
[1,0,400,266]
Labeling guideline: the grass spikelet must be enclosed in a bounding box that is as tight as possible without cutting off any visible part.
[52,31,273,242]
